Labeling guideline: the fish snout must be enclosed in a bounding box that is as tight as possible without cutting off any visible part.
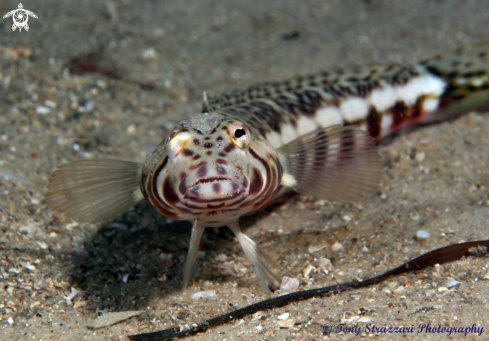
[180,163,248,202]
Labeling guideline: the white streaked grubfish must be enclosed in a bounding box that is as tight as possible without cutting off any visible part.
[47,42,489,293]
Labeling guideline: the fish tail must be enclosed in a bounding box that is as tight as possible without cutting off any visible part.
[417,42,489,124]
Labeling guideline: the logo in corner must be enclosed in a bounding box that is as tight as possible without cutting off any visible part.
[3,3,38,32]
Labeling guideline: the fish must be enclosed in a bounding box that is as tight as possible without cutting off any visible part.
[47,42,489,293]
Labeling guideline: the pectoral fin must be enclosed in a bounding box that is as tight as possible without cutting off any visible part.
[46,159,144,223]
[277,125,382,203]
[228,221,280,293]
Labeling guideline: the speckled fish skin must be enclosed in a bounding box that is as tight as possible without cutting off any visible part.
[209,43,489,144]
[47,42,489,293]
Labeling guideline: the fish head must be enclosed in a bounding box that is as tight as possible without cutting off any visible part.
[141,113,283,225]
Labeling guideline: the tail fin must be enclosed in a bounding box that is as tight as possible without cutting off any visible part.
[420,42,489,121]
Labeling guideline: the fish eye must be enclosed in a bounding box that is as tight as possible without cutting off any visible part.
[234,128,246,139]
[229,124,250,149]
[165,130,191,157]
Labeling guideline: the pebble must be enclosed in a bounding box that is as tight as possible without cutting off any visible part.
[358,316,373,323]
[277,313,289,320]
[35,106,51,115]
[416,230,431,239]
[307,243,327,253]
[316,257,332,274]
[279,276,299,293]
[443,278,461,288]
[142,48,157,58]
[410,212,421,221]
[7,317,14,325]
[25,263,36,271]
[277,319,295,328]
[331,241,343,251]
[84,100,94,113]
[44,100,57,108]
[415,151,426,163]
[64,287,82,301]
[302,264,316,278]
[393,286,406,295]
[191,290,216,299]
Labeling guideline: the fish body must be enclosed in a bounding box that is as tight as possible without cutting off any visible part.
[47,43,489,292]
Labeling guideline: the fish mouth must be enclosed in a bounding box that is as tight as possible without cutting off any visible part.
[182,177,247,202]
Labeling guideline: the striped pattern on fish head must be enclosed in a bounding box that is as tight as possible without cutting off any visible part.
[140,113,283,226]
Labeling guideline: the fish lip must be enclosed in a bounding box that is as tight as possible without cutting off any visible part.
[192,177,242,187]
[182,177,247,201]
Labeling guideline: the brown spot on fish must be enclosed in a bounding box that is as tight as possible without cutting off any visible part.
[212,183,221,194]
[197,165,207,177]
[163,179,178,204]
[249,168,263,195]
[411,96,424,119]
[193,138,200,145]
[232,182,240,191]
[217,136,223,142]
[391,101,408,127]
[216,158,228,165]
[224,143,235,153]
[183,149,194,157]
[204,142,213,149]
[193,154,201,160]
[216,164,227,175]
[366,107,381,139]
[206,151,212,156]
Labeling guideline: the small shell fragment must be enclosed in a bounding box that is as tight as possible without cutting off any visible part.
[443,278,461,288]
[277,319,295,328]
[191,290,216,299]
[87,311,144,329]
[393,286,406,295]
[279,276,299,293]
[416,230,431,239]
[358,316,373,323]
[316,257,332,274]
[331,241,343,251]
[308,243,328,253]
[35,106,51,115]
[302,264,316,278]
[277,313,290,320]
[7,317,14,325]
[25,263,36,271]
[64,287,82,301]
